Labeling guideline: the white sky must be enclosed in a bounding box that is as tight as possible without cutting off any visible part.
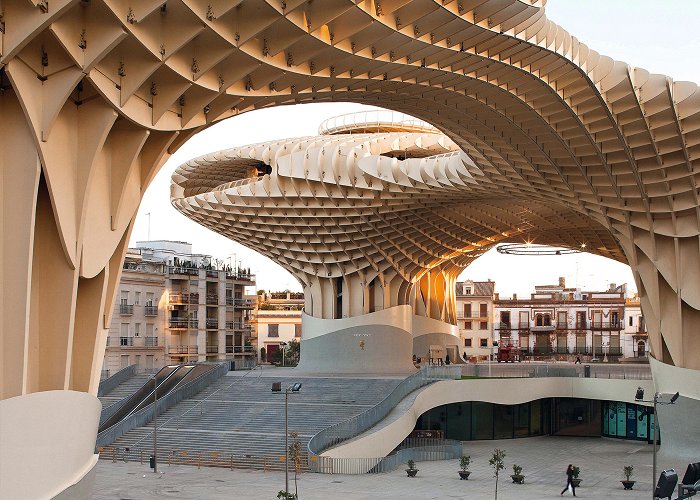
[130,0,700,298]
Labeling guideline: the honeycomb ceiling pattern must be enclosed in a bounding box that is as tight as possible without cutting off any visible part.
[2,0,700,368]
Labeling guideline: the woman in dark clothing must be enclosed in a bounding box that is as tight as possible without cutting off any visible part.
[561,464,576,496]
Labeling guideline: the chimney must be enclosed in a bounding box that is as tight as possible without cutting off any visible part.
[558,276,565,288]
[609,283,616,292]
[512,293,517,300]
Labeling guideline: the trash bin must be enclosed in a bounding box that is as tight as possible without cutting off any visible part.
[149,455,156,469]
[584,365,591,378]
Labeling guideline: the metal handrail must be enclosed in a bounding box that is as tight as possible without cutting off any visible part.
[307,365,461,457]
[311,439,463,474]
[96,363,228,447]
[98,364,136,397]
[318,110,437,136]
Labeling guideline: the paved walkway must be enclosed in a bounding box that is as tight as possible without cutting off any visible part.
[93,436,686,499]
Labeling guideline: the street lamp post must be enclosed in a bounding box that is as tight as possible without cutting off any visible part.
[153,374,158,473]
[279,341,287,367]
[272,382,302,499]
[634,387,679,499]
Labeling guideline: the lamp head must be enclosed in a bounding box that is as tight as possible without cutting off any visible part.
[635,387,645,401]
[271,381,282,392]
[290,383,302,392]
[670,392,680,403]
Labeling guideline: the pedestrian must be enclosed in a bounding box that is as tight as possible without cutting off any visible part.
[574,355,582,364]
[561,464,576,496]
[445,354,451,365]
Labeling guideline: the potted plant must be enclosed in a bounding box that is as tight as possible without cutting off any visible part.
[489,449,506,499]
[572,466,582,487]
[458,455,471,480]
[621,465,635,490]
[511,464,525,484]
[406,459,419,477]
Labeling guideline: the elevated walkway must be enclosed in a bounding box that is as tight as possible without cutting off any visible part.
[315,365,654,474]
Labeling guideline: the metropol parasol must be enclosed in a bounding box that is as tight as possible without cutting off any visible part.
[0,1,699,497]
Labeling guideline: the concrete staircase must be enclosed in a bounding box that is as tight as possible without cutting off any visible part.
[106,374,401,462]
[99,374,153,410]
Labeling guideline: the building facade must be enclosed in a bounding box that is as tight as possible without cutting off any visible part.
[455,280,496,361]
[103,241,256,375]
[254,291,304,363]
[494,278,646,361]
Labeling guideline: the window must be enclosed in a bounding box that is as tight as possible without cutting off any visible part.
[268,324,279,338]
[134,323,140,337]
[629,316,633,326]
[576,311,586,329]
[464,338,472,347]
[134,292,141,305]
[464,286,472,295]
[120,323,129,336]
[146,323,154,336]
[519,311,529,328]
[463,303,471,318]
[479,321,487,330]
[480,338,488,348]
[500,311,510,328]
[611,311,620,328]
[294,324,302,338]
[557,311,567,328]
[479,303,488,317]
[464,321,472,330]
[146,292,154,306]
[120,291,128,305]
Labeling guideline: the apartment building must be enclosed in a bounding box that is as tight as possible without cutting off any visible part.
[253,291,304,363]
[455,280,496,360]
[493,278,646,361]
[102,241,256,375]
[103,248,167,376]
[624,295,648,358]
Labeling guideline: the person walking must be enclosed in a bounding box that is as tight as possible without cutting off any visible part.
[561,464,577,496]
[574,355,582,364]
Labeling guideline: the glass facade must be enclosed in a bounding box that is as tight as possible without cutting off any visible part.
[415,399,654,442]
[602,401,654,441]
[416,400,552,440]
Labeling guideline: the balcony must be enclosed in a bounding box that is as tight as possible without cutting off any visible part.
[169,292,200,304]
[206,345,219,354]
[144,336,158,347]
[225,345,255,354]
[119,304,134,315]
[225,321,252,331]
[531,325,555,332]
[589,321,623,330]
[168,318,198,329]
[119,337,133,347]
[233,299,256,309]
[206,294,219,305]
[205,318,219,329]
[225,296,234,306]
[556,322,568,329]
[226,271,256,282]
[144,305,158,316]
[206,270,219,279]
[168,266,199,277]
[168,345,198,355]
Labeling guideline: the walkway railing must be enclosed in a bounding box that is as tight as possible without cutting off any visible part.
[97,446,310,472]
[97,364,136,397]
[307,365,461,457]
[311,438,463,474]
[460,363,651,379]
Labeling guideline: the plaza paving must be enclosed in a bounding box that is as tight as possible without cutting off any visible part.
[92,436,687,499]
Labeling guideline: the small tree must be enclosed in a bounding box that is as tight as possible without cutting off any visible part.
[260,347,266,362]
[460,455,471,471]
[289,432,302,499]
[407,459,416,471]
[572,466,580,478]
[513,464,523,476]
[489,449,506,500]
[624,465,634,481]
